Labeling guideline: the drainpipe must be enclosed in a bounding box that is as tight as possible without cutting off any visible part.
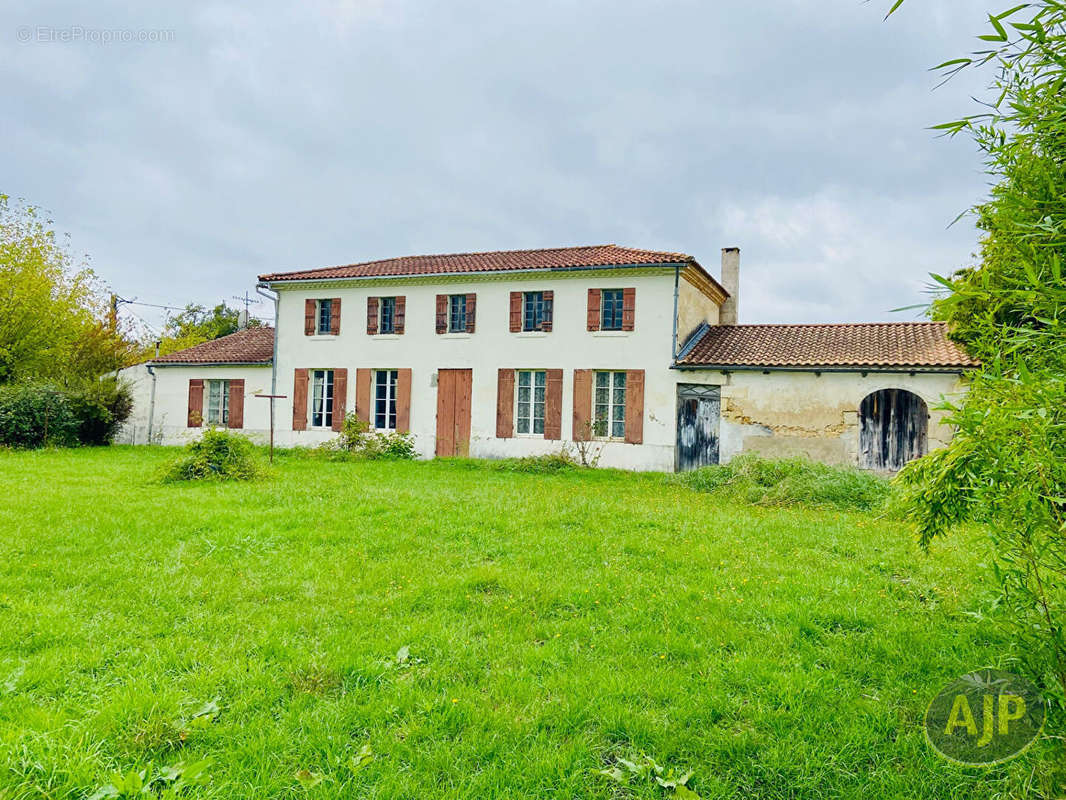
[671,264,680,360]
[255,282,279,442]
[146,340,160,445]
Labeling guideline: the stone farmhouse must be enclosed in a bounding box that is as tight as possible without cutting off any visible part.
[117,245,976,471]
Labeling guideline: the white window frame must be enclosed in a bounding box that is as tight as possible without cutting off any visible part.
[316,300,333,335]
[205,379,230,426]
[593,370,627,440]
[514,369,546,436]
[310,369,334,428]
[378,297,396,334]
[373,369,399,431]
[600,289,625,331]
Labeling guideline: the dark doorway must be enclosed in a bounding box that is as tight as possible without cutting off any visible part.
[858,388,928,471]
[676,384,720,472]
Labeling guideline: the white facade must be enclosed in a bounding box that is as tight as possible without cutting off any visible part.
[271,266,718,471]
[119,251,972,472]
[116,363,273,445]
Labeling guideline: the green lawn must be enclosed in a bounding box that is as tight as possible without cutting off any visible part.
[0,448,1056,798]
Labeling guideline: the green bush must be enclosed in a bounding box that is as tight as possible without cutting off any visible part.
[321,416,416,460]
[163,428,263,482]
[67,378,133,446]
[0,383,78,448]
[677,454,891,512]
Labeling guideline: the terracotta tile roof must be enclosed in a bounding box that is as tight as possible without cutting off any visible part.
[152,327,274,365]
[259,244,707,283]
[677,322,977,370]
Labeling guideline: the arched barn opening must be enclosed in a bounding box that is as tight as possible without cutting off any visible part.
[858,388,928,472]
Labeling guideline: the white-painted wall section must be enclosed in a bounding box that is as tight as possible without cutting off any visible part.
[271,267,700,471]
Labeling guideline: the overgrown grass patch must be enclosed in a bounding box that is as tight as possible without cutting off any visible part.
[675,454,892,511]
[0,447,1057,798]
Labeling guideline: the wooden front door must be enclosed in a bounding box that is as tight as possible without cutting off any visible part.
[676,384,720,472]
[435,369,472,457]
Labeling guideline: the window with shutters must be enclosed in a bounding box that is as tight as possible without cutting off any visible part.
[522,292,549,332]
[600,290,624,331]
[311,369,334,428]
[378,297,396,334]
[373,369,399,430]
[316,300,333,335]
[593,371,627,439]
[448,294,467,332]
[205,379,230,426]
[515,370,546,435]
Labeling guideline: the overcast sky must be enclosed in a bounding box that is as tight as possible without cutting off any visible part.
[2,1,996,332]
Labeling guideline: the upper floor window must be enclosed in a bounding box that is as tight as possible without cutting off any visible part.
[379,297,396,334]
[515,370,546,435]
[374,369,398,430]
[206,379,230,426]
[524,292,553,332]
[436,293,475,334]
[593,370,627,438]
[449,294,467,333]
[600,289,624,331]
[587,288,634,332]
[317,300,333,335]
[311,369,334,428]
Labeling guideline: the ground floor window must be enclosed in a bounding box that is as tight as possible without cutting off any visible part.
[311,369,334,427]
[206,379,230,426]
[516,370,546,435]
[374,369,398,430]
[594,371,626,438]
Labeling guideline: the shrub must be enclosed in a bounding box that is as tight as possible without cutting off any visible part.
[677,454,891,512]
[163,428,263,482]
[67,378,133,446]
[0,382,78,448]
[321,416,416,460]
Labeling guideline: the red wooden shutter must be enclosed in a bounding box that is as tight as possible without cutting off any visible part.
[544,369,563,440]
[355,368,372,423]
[330,298,341,335]
[187,379,204,427]
[509,292,522,332]
[292,369,309,430]
[465,294,476,333]
[542,290,554,332]
[367,297,379,335]
[586,289,601,331]
[395,296,406,334]
[435,295,448,333]
[332,368,347,431]
[572,369,592,441]
[622,288,636,331]
[396,368,412,432]
[624,369,644,444]
[227,379,245,429]
[304,299,316,336]
[496,368,514,438]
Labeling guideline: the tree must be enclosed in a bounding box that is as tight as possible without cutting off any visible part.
[151,302,260,358]
[0,194,132,385]
[892,3,1066,713]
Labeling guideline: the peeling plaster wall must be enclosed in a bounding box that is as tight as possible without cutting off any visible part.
[674,369,967,467]
[677,274,719,346]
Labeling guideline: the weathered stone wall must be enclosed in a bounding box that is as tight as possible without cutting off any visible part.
[674,368,967,467]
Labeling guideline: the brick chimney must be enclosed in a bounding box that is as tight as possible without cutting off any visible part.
[720,247,740,325]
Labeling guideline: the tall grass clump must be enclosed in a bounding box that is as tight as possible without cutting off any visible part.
[677,454,890,511]
[162,428,264,482]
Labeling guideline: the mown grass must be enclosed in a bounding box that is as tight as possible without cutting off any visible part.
[0,447,1058,798]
